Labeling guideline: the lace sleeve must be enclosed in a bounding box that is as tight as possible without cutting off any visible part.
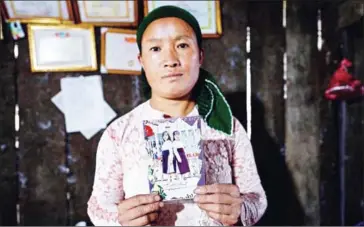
[87,127,124,226]
[232,118,267,226]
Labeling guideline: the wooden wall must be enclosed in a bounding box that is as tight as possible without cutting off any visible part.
[0,0,363,225]
[0,25,16,226]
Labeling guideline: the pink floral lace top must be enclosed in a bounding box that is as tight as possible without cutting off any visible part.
[87,100,267,226]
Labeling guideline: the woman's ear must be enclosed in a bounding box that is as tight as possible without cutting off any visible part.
[199,49,204,65]
[138,53,144,68]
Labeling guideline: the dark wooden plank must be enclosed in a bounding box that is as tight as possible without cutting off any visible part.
[344,23,364,225]
[0,37,17,225]
[248,1,305,225]
[319,2,342,225]
[353,33,364,225]
[202,0,247,92]
[67,133,100,226]
[285,1,321,225]
[249,0,285,146]
[17,37,68,225]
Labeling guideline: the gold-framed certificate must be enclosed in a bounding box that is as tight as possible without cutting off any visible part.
[27,24,97,72]
[100,27,141,75]
[144,0,222,38]
[1,1,75,24]
[73,1,138,27]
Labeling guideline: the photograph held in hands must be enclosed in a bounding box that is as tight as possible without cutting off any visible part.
[143,116,205,201]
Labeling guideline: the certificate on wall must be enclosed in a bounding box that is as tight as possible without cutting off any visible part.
[100,27,141,75]
[73,1,138,27]
[144,0,222,38]
[27,24,97,72]
[1,1,75,24]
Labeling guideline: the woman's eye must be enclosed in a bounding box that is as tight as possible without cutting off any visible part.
[178,43,189,48]
[150,47,160,52]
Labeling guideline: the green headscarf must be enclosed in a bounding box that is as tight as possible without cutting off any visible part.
[137,5,233,136]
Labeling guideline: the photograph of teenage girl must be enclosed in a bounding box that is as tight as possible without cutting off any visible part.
[160,131,181,184]
[172,131,190,184]
[151,141,158,159]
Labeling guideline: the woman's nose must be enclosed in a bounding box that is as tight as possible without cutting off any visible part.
[163,49,180,68]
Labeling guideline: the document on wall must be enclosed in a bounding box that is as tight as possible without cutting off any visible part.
[38,36,85,64]
[51,75,117,139]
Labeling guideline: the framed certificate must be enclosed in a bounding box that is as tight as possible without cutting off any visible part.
[100,27,141,75]
[0,1,75,24]
[27,24,97,72]
[144,1,222,38]
[73,1,138,27]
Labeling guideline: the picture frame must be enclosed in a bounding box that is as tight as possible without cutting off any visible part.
[0,1,75,24]
[72,1,138,27]
[27,24,97,72]
[100,27,141,75]
[144,0,223,38]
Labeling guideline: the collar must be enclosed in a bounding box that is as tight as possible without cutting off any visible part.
[143,100,199,120]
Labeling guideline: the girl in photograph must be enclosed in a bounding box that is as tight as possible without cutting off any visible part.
[160,131,173,176]
[161,131,181,184]
[151,141,158,159]
[172,131,190,183]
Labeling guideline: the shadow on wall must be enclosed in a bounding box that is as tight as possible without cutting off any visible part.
[225,91,305,226]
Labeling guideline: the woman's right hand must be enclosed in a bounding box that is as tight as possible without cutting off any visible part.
[117,193,164,226]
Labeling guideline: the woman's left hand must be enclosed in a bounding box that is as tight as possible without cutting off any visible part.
[194,184,243,226]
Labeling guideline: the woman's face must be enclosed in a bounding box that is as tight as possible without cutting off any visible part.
[163,132,169,141]
[138,17,203,100]
[174,133,180,141]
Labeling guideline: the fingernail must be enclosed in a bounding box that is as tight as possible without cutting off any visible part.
[154,195,160,201]
[159,202,164,207]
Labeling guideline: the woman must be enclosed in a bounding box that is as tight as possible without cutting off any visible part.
[87,5,267,226]
[161,131,181,185]
[160,131,173,175]
[172,131,190,178]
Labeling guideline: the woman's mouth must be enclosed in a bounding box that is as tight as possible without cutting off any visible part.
[162,73,183,79]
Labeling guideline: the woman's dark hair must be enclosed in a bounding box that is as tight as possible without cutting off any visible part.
[172,131,180,140]
[162,131,171,141]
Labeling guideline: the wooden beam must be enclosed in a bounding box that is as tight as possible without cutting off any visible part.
[285,0,321,225]
[248,2,302,225]
[344,30,364,226]
[17,38,68,225]
[0,38,17,225]
[249,0,285,149]
[319,3,342,225]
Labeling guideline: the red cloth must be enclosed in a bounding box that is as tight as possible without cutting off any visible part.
[325,58,364,100]
[144,125,154,137]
